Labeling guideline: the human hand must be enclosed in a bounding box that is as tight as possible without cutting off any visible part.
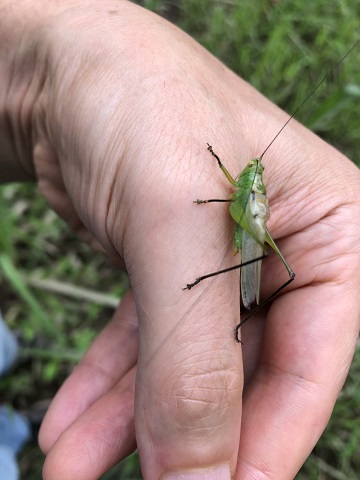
[1,1,360,479]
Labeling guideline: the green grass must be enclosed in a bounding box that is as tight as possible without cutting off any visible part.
[1,1,359,478]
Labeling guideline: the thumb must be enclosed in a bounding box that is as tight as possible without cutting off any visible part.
[127,145,244,480]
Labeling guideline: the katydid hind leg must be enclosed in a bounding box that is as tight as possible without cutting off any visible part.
[234,232,295,343]
[234,273,295,343]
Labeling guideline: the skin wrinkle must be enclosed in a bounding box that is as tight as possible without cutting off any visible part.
[169,367,241,426]
[177,379,241,408]
[104,110,164,258]
[255,360,330,392]
[17,32,52,178]
[310,210,360,264]
[22,48,43,159]
[262,203,358,296]
[238,460,273,480]
[267,146,352,236]
[178,366,240,391]
[15,66,29,161]
[103,156,125,254]
[257,315,355,392]
[311,256,357,286]
[271,186,329,235]
[87,114,123,234]
[5,56,26,170]
[148,336,240,423]
[3,103,17,163]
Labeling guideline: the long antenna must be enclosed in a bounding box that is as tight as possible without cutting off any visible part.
[260,38,360,160]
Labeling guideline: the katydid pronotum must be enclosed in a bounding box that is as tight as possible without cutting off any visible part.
[183,39,360,344]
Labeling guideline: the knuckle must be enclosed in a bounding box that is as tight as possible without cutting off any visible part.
[166,357,242,431]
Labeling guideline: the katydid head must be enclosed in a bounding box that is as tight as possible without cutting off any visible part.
[239,157,264,180]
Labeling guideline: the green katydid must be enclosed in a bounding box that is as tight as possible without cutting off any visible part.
[183,39,360,344]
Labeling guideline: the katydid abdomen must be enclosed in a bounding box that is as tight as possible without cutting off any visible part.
[230,159,270,309]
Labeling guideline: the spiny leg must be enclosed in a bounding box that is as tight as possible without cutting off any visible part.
[234,270,295,343]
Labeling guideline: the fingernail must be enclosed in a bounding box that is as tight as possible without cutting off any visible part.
[161,463,231,480]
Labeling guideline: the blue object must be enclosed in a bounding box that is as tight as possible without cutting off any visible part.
[0,314,18,376]
[0,311,31,480]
